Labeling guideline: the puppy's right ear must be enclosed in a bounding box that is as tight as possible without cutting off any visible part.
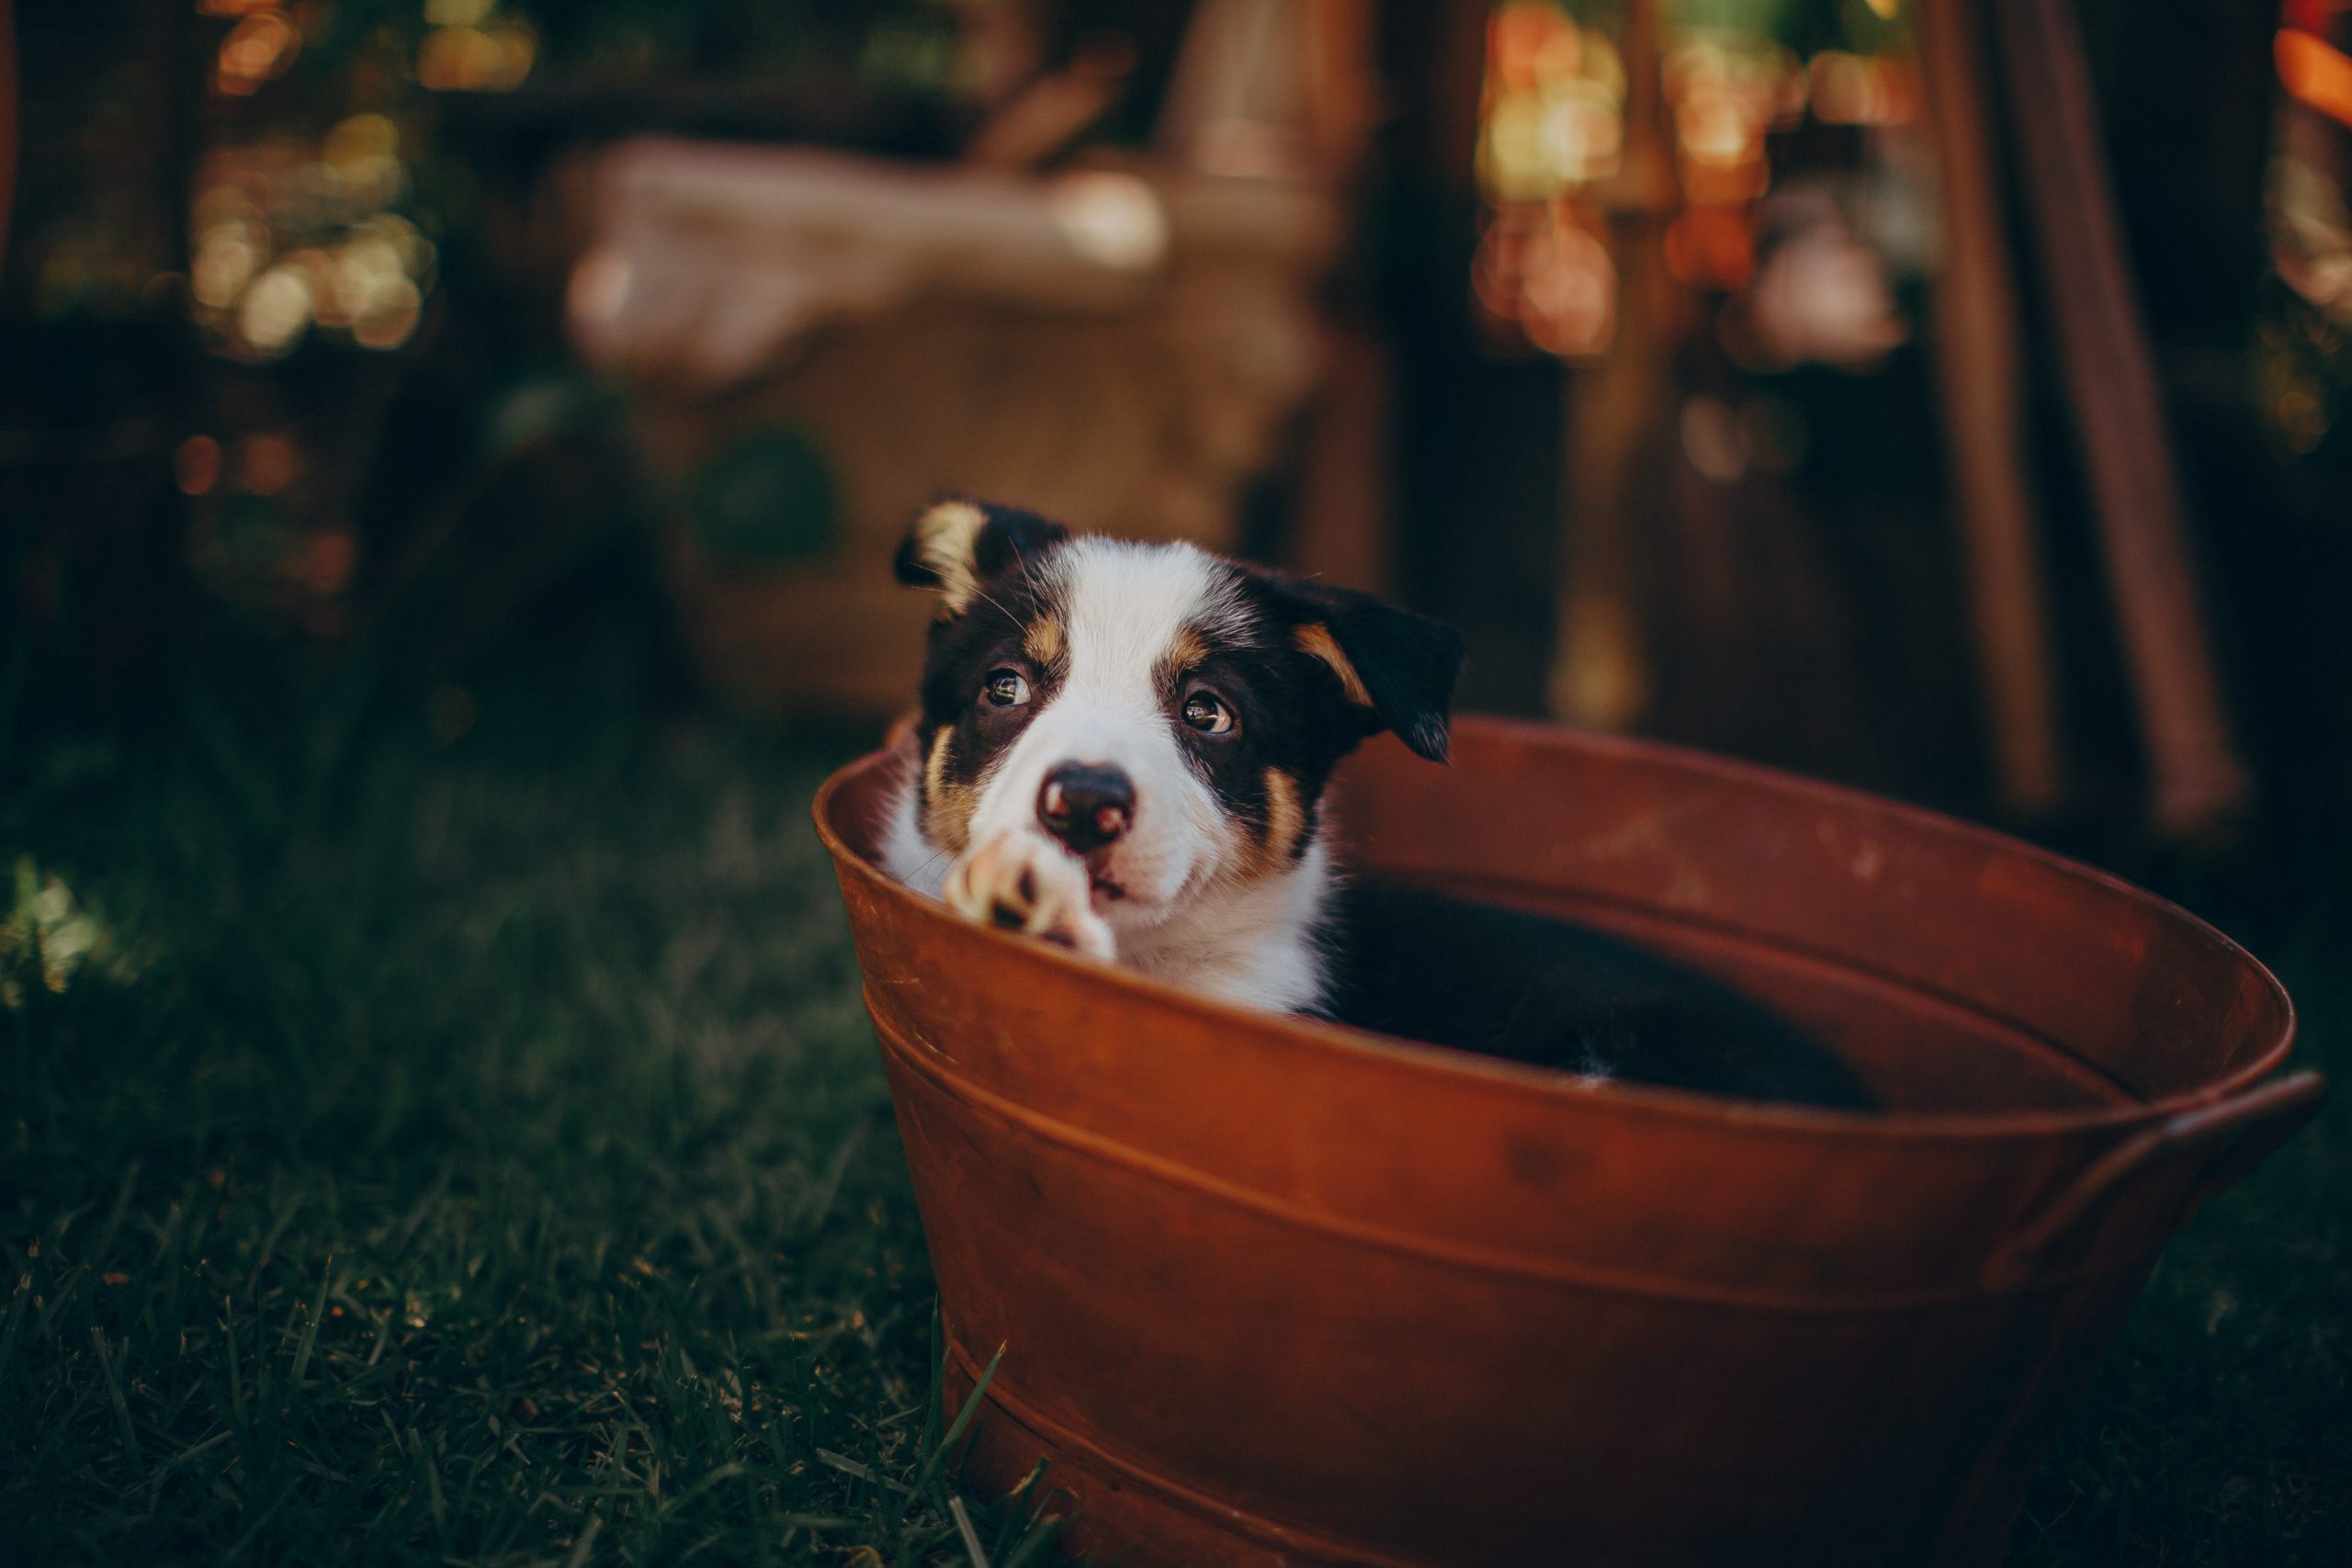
[894,499,1069,617]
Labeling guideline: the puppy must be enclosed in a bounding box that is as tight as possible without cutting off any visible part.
[879,499,1463,1014]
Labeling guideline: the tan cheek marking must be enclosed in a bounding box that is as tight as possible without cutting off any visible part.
[911,501,989,618]
[1294,624,1374,708]
[922,726,978,852]
[1250,767,1305,877]
[1023,613,1064,671]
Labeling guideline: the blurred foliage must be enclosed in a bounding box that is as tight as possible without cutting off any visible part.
[691,424,844,571]
[260,0,965,100]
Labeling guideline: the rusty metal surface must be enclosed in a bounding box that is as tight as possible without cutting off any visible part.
[813,716,2316,1566]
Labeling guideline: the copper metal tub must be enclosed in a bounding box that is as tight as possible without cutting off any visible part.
[813,716,2321,1566]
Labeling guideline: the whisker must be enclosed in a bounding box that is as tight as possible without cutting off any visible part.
[970,584,1018,625]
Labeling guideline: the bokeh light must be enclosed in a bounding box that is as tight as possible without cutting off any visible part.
[192,219,268,310]
[187,117,435,358]
[416,14,537,93]
[1808,50,1917,128]
[1049,172,1170,274]
[173,436,225,497]
[236,431,303,496]
[1477,4,1626,205]
[215,10,302,97]
[1472,2,1924,366]
[237,263,316,357]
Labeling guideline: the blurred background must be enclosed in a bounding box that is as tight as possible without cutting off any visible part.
[5,0,2349,857]
[6,5,2352,1563]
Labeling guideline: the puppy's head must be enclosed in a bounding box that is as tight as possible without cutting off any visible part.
[897,498,1464,932]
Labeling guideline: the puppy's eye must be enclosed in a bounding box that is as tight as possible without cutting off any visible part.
[981,669,1031,708]
[1182,689,1237,737]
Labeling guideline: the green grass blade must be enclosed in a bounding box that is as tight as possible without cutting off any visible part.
[948,1493,991,1568]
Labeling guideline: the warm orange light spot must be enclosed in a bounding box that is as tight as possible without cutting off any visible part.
[1666,208,1755,292]
[1808,50,1917,127]
[215,11,301,97]
[1519,214,1616,358]
[1488,3,1577,96]
[238,431,301,496]
[1476,5,1624,204]
[1472,203,1618,360]
[174,435,224,496]
[351,277,424,349]
[298,529,358,595]
[1677,151,1768,207]
[417,23,536,93]
[323,112,399,166]
[2279,28,2352,131]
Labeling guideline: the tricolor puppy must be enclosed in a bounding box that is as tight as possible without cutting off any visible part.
[881,499,1464,1014]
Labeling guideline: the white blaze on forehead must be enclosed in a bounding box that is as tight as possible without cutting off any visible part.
[1046,537,1246,690]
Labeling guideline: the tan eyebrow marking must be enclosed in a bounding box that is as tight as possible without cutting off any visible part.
[1294,623,1373,707]
[1156,625,1210,689]
[1023,612,1065,671]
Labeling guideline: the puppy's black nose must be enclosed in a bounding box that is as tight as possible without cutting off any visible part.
[1037,763,1134,853]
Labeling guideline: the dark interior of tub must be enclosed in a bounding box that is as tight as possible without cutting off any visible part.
[1323,879,1883,1111]
[1337,870,2141,1116]
[1313,728,2300,1119]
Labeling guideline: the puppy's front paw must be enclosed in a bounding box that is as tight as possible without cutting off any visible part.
[944,830,1115,959]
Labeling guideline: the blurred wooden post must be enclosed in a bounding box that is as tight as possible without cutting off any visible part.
[1549,0,1675,731]
[1917,0,2064,816]
[1996,0,2252,839]
[1,0,17,275]
[1290,325,1396,593]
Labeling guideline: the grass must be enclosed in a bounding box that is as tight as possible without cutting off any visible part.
[2009,873,2351,1568]
[2,623,2346,1564]
[1,634,1070,1565]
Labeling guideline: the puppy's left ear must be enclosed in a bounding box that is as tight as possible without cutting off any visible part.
[894,498,1069,616]
[1280,580,1465,762]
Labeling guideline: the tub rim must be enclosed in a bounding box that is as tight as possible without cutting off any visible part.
[811,713,2299,1145]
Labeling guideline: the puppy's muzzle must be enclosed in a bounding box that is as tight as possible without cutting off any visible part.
[1037,762,1134,855]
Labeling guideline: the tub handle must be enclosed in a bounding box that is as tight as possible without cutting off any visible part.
[1982,1070,2327,1291]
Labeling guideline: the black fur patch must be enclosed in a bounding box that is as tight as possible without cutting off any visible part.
[1167,565,1464,855]
[892,498,1069,595]
[911,556,1069,839]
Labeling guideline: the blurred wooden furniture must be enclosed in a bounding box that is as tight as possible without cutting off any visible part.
[564,0,1374,716]
[571,148,1340,714]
